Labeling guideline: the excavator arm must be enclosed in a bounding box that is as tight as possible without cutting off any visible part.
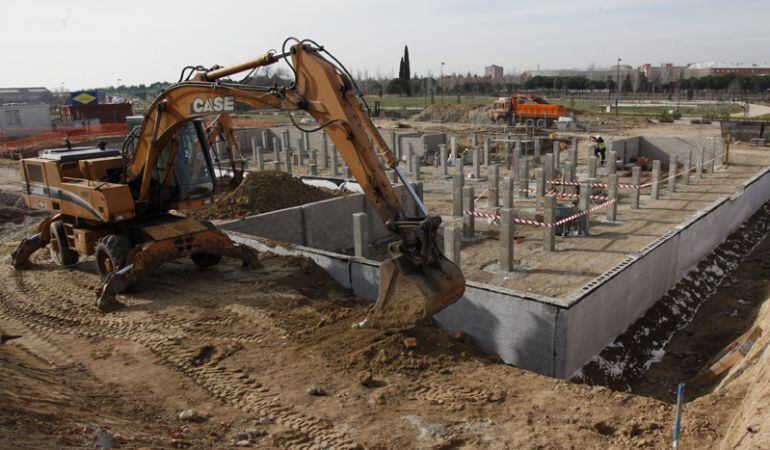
[120,40,464,328]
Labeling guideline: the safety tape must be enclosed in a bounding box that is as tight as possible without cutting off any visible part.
[543,155,719,190]
[463,198,616,228]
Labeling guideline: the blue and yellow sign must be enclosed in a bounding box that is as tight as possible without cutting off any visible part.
[70,90,99,105]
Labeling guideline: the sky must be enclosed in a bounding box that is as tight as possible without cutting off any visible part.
[1,0,769,90]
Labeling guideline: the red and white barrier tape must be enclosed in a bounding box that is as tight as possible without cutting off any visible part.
[464,197,616,228]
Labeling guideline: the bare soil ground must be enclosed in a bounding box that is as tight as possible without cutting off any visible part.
[2,120,770,448]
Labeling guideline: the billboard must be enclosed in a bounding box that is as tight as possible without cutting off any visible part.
[70,90,99,106]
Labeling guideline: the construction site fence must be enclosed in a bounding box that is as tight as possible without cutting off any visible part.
[0,123,128,153]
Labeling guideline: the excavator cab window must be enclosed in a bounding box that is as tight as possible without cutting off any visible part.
[154,121,216,202]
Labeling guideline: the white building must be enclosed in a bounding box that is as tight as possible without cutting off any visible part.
[0,104,52,138]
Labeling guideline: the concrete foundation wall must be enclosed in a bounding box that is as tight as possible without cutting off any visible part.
[220,184,414,253]
[222,165,770,379]
[558,166,770,377]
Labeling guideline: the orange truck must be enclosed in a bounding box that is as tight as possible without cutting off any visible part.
[489,93,566,127]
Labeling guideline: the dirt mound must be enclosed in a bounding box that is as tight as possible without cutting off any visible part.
[411,104,490,124]
[191,171,337,220]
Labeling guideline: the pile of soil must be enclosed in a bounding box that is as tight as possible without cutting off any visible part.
[411,104,490,124]
[192,171,337,220]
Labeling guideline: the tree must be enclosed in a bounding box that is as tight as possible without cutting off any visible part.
[622,73,633,93]
[402,46,412,96]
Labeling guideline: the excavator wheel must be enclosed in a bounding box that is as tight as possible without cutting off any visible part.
[95,235,134,280]
[191,220,223,268]
[191,253,222,268]
[49,221,79,267]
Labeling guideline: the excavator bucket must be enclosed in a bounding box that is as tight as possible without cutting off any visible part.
[360,253,465,330]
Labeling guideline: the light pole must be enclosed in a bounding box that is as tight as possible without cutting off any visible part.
[615,58,621,116]
[440,62,445,104]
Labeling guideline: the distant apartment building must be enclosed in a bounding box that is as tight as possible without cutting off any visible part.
[523,65,634,81]
[685,62,770,77]
[484,65,504,80]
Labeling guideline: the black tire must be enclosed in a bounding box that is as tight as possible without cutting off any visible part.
[95,234,134,280]
[191,220,222,268]
[191,253,222,268]
[49,221,79,266]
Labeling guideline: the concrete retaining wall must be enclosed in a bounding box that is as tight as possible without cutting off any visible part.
[220,184,414,254]
[222,166,770,378]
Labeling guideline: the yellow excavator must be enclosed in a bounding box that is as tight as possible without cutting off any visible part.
[11,38,465,329]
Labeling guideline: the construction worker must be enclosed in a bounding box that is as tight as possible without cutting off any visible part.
[591,135,607,164]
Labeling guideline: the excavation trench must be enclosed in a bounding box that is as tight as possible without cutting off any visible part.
[574,201,770,399]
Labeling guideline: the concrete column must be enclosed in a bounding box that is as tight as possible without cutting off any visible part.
[413,155,421,181]
[569,140,578,166]
[439,144,449,178]
[310,160,318,176]
[390,131,397,156]
[563,162,574,182]
[517,159,529,198]
[283,151,292,175]
[534,137,542,164]
[544,153,554,183]
[331,144,340,176]
[483,137,490,167]
[500,208,514,272]
[273,137,281,163]
[588,156,598,178]
[504,139,511,165]
[452,174,464,217]
[271,160,280,171]
[682,157,691,185]
[455,157,464,177]
[472,148,482,180]
[512,144,521,181]
[630,166,641,209]
[607,174,618,221]
[450,136,457,160]
[250,137,258,161]
[553,141,561,170]
[471,133,477,147]
[407,143,415,174]
[535,168,545,200]
[488,164,500,208]
[606,150,617,176]
[543,195,556,252]
[651,160,661,200]
[444,225,461,265]
[462,186,475,238]
[696,147,704,179]
[352,212,369,258]
[320,132,328,170]
[255,146,264,171]
[579,181,591,236]
[296,137,304,166]
[263,129,273,151]
[502,176,514,208]
[345,165,352,179]
[412,181,424,216]
[282,130,291,154]
[515,137,522,159]
[668,154,678,193]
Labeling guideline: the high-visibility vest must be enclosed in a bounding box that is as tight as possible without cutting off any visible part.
[598,140,607,151]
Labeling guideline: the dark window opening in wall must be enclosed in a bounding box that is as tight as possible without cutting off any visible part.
[5,109,21,126]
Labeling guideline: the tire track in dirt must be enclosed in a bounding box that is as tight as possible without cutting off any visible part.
[0,262,358,449]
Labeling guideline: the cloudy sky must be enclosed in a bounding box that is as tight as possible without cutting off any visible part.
[1,0,768,90]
